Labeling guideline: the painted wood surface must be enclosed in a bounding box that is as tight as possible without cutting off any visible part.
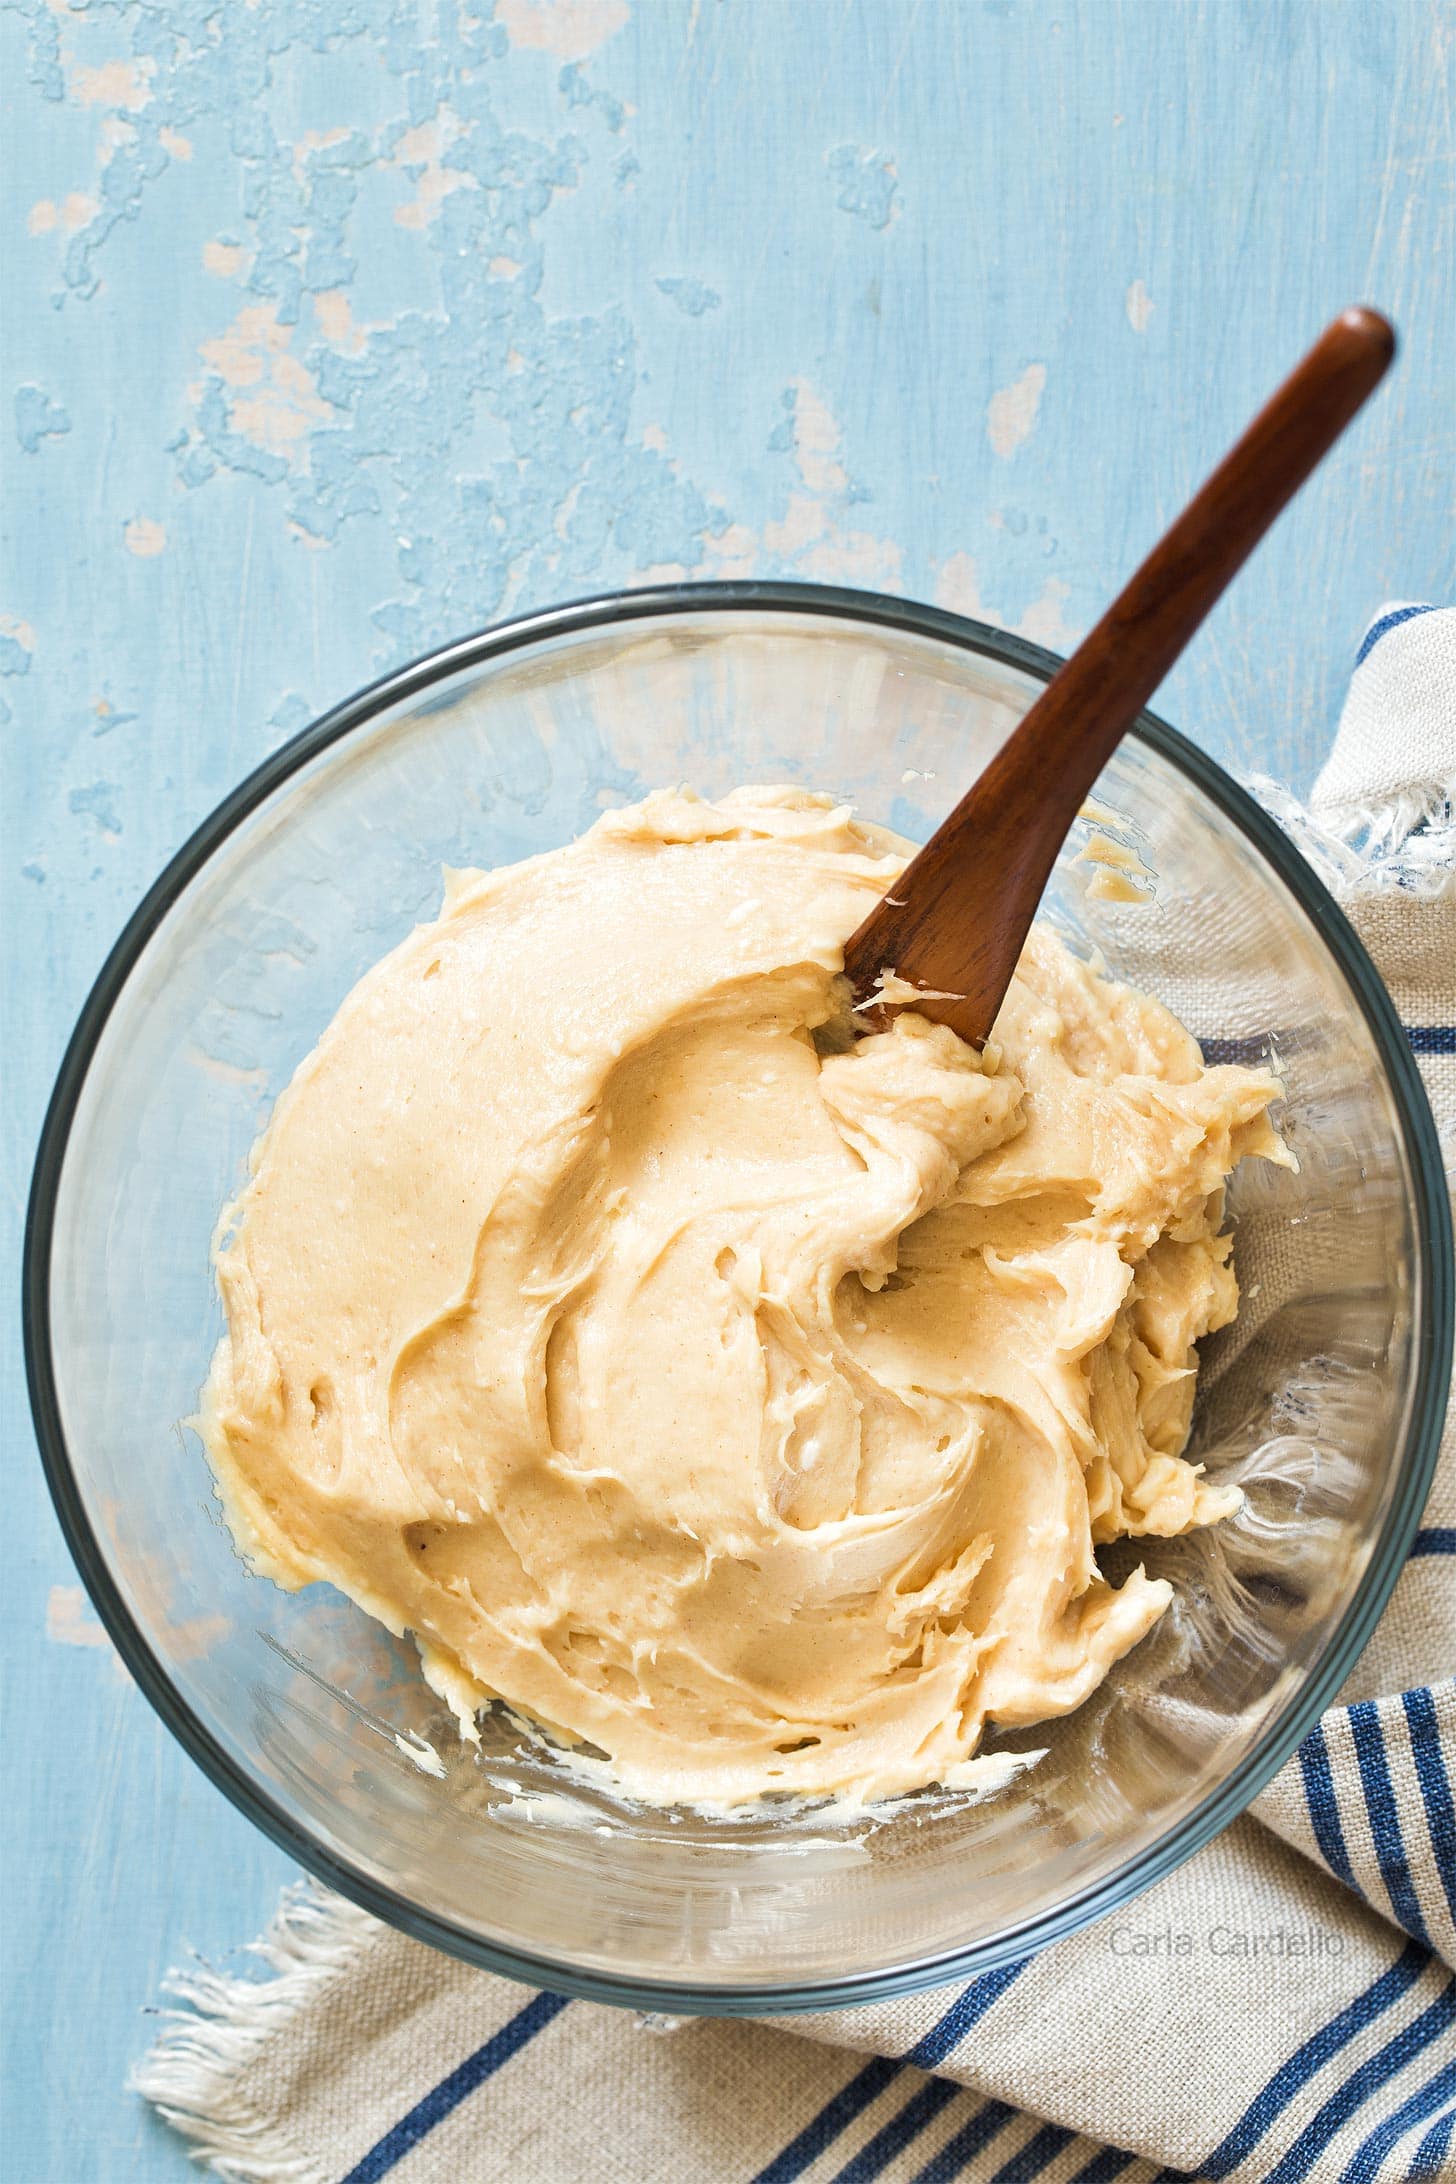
[4,2,1453,2175]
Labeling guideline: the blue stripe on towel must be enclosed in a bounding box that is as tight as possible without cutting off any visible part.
[1355,604,1437,666]
[1061,2153,1138,2184]
[751,2057,904,2184]
[1411,1530,1456,1558]
[1197,1025,1452,1066]
[907,1959,1032,2070]
[1262,1975,1456,2184]
[1411,2103,1456,2175]
[1300,1721,1358,1888]
[829,2078,961,2182]
[1202,1942,1428,2175]
[985,2120,1074,2181]
[756,1960,1031,2184]
[338,1989,569,2184]
[906,2100,1017,2184]
[1348,1699,1431,1944]
[1402,1687,1456,1928]
[1337,2056,1456,2183]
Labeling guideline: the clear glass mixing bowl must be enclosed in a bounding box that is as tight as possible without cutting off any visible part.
[24,584,1451,2011]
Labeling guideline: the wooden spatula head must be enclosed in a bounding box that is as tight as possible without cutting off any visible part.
[842,307,1395,1047]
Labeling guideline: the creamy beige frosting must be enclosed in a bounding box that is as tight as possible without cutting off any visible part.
[202,787,1283,1807]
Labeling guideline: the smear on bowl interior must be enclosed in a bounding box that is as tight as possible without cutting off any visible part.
[201,787,1285,1808]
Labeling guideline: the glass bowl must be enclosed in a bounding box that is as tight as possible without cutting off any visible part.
[24,583,1451,2012]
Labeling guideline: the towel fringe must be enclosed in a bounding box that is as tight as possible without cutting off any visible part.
[131,1881,378,2184]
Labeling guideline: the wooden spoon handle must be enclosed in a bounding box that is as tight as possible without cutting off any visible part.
[843,307,1396,1044]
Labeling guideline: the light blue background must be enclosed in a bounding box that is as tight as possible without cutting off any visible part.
[4,1,1454,2174]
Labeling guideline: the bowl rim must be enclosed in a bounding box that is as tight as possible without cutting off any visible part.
[23,578,1453,2013]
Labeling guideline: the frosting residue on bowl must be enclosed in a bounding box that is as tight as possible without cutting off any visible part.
[202,787,1284,1806]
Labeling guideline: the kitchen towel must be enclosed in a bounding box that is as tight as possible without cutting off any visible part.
[136,606,1455,2184]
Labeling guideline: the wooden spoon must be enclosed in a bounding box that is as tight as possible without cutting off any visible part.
[842,307,1396,1044]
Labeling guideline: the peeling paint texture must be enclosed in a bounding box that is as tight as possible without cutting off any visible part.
[986,362,1048,459]
[14,384,71,452]
[656,275,720,317]
[828,144,900,230]
[4,3,1456,2174]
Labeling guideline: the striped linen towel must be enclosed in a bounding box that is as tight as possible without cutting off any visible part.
[137,607,1456,2184]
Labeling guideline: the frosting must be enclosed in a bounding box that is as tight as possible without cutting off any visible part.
[202,787,1283,1806]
